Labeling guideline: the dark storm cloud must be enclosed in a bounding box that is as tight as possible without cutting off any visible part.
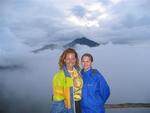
[71,5,86,18]
[1,0,70,46]
[119,14,150,28]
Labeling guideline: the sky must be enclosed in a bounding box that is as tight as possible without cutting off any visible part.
[1,0,150,47]
[1,0,150,68]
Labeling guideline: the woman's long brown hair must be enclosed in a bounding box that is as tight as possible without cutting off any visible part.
[59,48,80,69]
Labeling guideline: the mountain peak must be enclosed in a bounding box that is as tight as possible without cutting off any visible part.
[64,37,100,48]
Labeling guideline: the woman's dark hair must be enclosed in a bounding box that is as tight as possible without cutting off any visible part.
[81,53,93,62]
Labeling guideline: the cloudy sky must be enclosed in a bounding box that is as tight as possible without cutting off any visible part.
[1,0,150,48]
[1,0,150,67]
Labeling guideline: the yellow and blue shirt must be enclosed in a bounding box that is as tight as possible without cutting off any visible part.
[52,65,83,113]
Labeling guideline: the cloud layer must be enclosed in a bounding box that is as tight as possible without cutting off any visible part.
[1,0,150,48]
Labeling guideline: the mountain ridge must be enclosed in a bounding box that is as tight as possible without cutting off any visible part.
[32,37,100,53]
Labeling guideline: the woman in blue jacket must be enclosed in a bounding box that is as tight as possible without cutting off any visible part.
[81,53,110,113]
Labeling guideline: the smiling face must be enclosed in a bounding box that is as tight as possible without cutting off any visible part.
[64,53,76,70]
[81,56,92,70]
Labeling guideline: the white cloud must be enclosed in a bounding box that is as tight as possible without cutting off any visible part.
[67,15,100,27]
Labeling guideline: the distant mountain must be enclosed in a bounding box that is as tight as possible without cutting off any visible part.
[0,65,23,71]
[32,37,100,53]
[63,37,100,48]
[32,44,58,53]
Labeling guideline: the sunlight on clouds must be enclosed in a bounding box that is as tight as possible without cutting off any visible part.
[87,3,105,12]
[111,0,121,4]
[67,15,99,27]
[67,3,110,27]
[97,13,109,20]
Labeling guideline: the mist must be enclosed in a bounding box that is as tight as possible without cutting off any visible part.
[0,42,150,113]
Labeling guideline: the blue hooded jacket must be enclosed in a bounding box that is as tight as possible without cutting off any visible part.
[81,68,110,113]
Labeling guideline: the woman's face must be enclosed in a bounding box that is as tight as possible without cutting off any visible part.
[81,56,92,70]
[64,53,76,69]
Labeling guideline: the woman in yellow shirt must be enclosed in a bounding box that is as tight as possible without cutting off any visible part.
[50,48,83,113]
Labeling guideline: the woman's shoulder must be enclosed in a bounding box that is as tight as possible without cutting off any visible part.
[53,70,65,78]
[91,69,104,79]
[91,69,100,75]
